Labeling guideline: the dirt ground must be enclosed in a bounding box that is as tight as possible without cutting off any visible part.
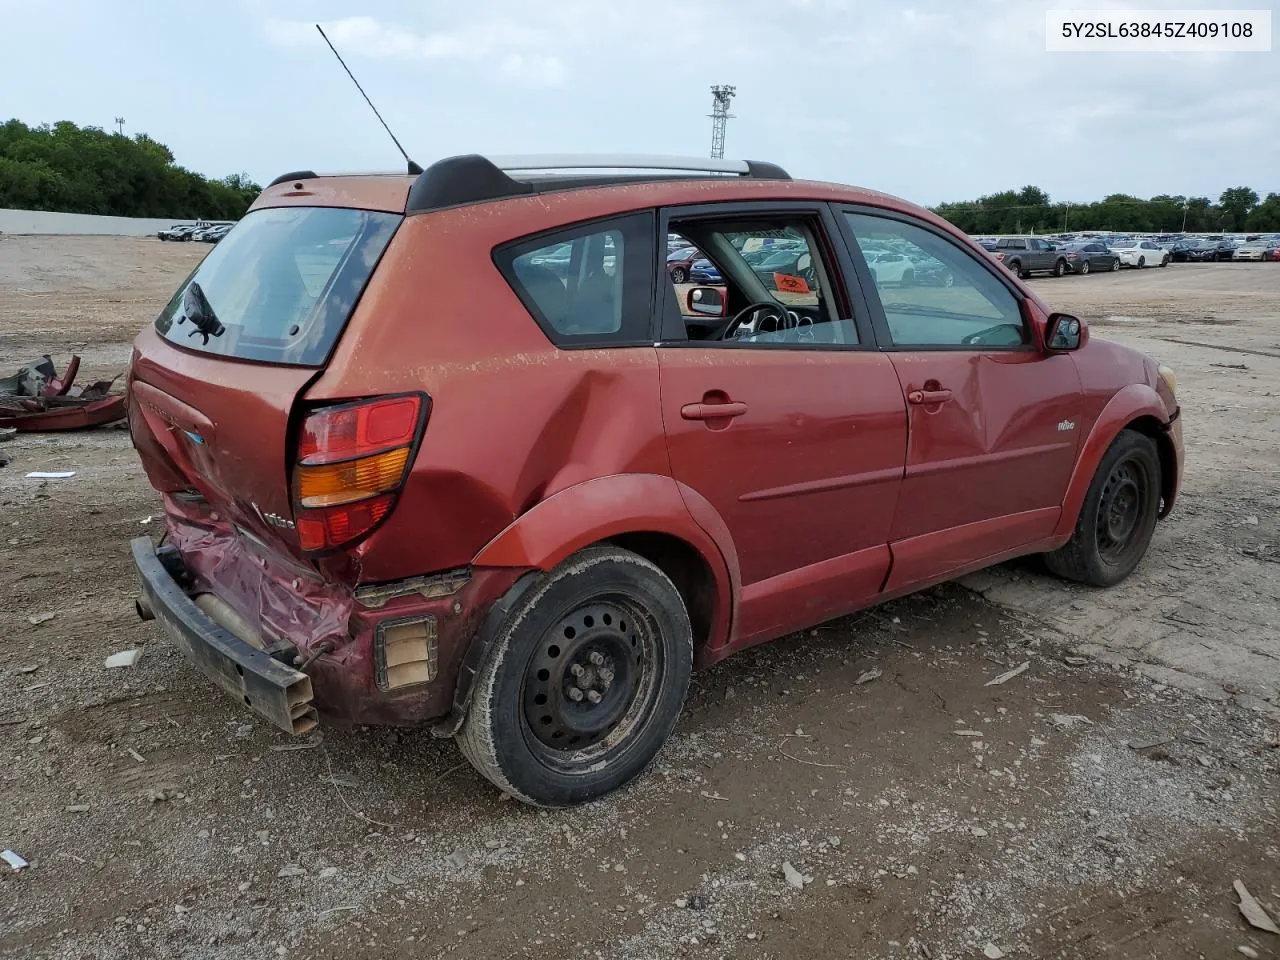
[1,236,1277,960]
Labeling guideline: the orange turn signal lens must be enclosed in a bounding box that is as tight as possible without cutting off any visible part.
[295,447,410,508]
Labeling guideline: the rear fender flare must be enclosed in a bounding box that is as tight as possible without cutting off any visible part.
[1054,383,1170,539]
[472,473,737,649]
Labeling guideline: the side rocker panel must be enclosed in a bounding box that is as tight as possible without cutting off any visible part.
[1053,383,1171,540]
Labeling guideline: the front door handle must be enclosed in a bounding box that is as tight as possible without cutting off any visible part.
[907,388,953,405]
[681,401,748,421]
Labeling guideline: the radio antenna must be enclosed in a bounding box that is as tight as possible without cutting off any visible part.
[315,23,423,175]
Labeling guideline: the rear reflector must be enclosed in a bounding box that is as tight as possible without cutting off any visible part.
[295,447,410,507]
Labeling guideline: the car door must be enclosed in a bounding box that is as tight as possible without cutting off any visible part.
[655,203,907,648]
[836,208,1083,594]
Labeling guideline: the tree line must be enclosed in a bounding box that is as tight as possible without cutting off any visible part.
[0,119,261,220]
[933,185,1280,235]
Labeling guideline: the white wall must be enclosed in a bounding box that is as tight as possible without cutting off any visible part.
[0,208,207,237]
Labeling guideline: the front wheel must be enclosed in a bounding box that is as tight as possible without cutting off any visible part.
[1137,256,1146,268]
[1079,260,1091,275]
[670,267,687,283]
[1052,259,1066,277]
[457,546,693,806]
[1043,430,1161,587]
[1160,255,1169,267]
[1111,258,1121,272]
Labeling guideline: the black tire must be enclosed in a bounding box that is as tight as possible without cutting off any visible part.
[1052,258,1066,278]
[1137,256,1146,268]
[1079,260,1091,275]
[901,268,915,285]
[1160,255,1169,267]
[1043,430,1161,587]
[1111,259,1121,272]
[670,267,687,283]
[457,546,693,806]
[1007,259,1024,279]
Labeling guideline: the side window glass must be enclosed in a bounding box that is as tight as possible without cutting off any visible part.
[845,213,1027,348]
[497,212,654,345]
[664,216,858,347]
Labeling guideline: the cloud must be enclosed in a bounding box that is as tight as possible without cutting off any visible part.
[264,15,560,78]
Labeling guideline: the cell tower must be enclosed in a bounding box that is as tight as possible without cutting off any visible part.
[114,117,125,135]
[708,85,736,159]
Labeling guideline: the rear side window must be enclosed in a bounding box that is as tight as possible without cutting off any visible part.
[496,212,655,346]
[155,206,400,366]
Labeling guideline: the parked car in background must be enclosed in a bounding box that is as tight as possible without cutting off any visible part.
[1168,239,1201,262]
[1110,239,1170,269]
[689,258,723,283]
[1182,240,1221,262]
[666,246,701,282]
[1058,241,1121,274]
[127,153,1184,807]
[157,224,198,242]
[1232,239,1279,261]
[992,237,1070,278]
[864,250,915,284]
[193,224,233,243]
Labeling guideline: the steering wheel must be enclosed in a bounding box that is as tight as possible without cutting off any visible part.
[961,323,1025,347]
[711,301,790,341]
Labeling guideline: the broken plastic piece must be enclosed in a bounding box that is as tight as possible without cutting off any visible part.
[2,850,29,870]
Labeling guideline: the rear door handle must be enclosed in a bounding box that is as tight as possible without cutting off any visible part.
[907,388,953,405]
[681,401,748,421]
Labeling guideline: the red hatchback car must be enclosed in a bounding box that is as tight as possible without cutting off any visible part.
[128,155,1183,806]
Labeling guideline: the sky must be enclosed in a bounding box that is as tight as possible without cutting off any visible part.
[1,0,1276,206]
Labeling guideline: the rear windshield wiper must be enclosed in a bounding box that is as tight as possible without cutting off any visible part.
[182,281,225,345]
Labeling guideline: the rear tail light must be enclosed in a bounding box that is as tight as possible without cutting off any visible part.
[994,252,1005,261]
[291,394,427,552]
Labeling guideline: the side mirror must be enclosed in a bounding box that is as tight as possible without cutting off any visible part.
[1046,312,1083,351]
[686,286,726,317]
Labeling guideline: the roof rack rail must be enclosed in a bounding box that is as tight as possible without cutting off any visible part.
[405,154,791,214]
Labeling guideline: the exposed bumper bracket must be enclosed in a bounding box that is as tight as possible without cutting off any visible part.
[131,536,318,735]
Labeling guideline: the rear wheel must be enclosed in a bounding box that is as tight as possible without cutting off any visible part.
[1111,258,1121,272]
[1052,259,1066,277]
[1137,256,1146,268]
[1079,260,1091,275]
[457,546,693,806]
[670,267,687,283]
[1044,430,1161,587]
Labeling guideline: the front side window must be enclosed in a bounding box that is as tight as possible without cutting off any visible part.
[664,215,857,347]
[845,213,1027,348]
[497,212,654,345]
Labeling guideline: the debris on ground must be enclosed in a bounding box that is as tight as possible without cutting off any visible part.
[855,666,883,685]
[1234,880,1280,934]
[985,661,1030,686]
[103,649,143,669]
[25,471,75,480]
[26,612,56,625]
[2,850,29,870]
[0,355,126,432]
[277,865,307,879]
[781,861,807,889]
[1064,656,1090,666]
[983,944,1005,959]
[1051,713,1094,728]
[1237,945,1260,958]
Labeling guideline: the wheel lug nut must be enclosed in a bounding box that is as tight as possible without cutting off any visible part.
[570,664,585,678]
[567,687,584,702]
[586,690,602,704]
[588,651,604,666]
[599,668,614,686]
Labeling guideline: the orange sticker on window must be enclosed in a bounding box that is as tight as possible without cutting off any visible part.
[773,273,810,294]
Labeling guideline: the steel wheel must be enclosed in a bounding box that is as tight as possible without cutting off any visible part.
[521,598,660,766]
[1095,458,1150,565]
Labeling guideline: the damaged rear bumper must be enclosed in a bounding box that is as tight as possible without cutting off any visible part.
[131,536,318,735]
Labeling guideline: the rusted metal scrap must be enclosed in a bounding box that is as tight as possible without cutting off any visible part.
[0,355,127,431]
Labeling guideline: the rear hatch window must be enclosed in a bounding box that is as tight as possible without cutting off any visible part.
[155,206,400,366]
